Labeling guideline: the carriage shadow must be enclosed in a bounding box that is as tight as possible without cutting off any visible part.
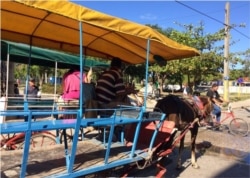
[124,141,212,177]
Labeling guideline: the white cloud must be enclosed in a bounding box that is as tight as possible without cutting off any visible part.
[139,13,158,21]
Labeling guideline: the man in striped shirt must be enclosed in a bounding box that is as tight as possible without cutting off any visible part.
[87,57,141,120]
[95,57,127,105]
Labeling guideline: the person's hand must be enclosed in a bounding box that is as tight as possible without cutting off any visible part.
[125,86,137,94]
[217,101,229,109]
[216,102,223,107]
[222,101,230,108]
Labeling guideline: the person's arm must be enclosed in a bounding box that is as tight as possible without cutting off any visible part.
[206,89,213,98]
[86,67,93,83]
[212,98,223,105]
[207,89,220,105]
[62,73,67,95]
[219,95,230,104]
[214,92,224,106]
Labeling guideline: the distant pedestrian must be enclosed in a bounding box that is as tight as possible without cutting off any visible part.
[25,78,39,99]
[16,79,20,85]
[183,83,191,97]
[14,83,19,97]
[237,76,244,86]
[153,81,160,98]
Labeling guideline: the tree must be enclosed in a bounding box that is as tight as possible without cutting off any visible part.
[148,22,226,90]
[242,49,250,78]
[14,64,63,86]
[124,64,146,84]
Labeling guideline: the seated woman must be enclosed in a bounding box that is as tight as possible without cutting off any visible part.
[58,67,90,119]
[62,68,87,101]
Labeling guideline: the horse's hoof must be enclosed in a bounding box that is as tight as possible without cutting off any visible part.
[192,164,200,169]
[175,162,183,170]
[175,166,183,170]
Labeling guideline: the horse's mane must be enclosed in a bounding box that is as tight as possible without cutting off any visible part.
[198,95,213,115]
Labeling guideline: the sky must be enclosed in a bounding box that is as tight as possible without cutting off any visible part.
[71,0,250,55]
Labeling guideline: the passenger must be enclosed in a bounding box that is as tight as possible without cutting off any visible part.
[62,67,88,101]
[206,83,225,124]
[58,67,90,119]
[85,57,131,118]
[86,67,93,84]
[95,57,135,112]
[94,57,134,140]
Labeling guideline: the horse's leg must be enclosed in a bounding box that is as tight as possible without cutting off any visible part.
[176,134,185,169]
[190,125,200,169]
[167,113,185,169]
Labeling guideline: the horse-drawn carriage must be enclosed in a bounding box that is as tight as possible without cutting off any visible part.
[0,1,207,177]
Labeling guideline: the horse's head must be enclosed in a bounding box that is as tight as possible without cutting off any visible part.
[193,95,213,122]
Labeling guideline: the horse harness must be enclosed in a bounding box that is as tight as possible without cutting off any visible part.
[171,95,204,124]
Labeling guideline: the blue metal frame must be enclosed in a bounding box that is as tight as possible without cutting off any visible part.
[0,14,168,178]
[0,107,166,177]
[144,39,150,108]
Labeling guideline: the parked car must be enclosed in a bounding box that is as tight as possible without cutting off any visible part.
[194,85,209,93]
[163,84,183,93]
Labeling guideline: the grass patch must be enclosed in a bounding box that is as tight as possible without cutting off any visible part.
[228,93,250,102]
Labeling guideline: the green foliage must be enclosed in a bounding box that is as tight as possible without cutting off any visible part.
[41,83,62,94]
[147,22,227,86]
[15,64,64,80]
[124,64,146,83]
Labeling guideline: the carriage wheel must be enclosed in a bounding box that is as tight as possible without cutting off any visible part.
[18,132,56,150]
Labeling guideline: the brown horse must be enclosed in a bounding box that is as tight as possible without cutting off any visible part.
[154,94,212,169]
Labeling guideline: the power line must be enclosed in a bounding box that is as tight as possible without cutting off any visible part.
[175,0,250,40]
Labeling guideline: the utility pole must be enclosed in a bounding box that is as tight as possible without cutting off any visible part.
[223,2,230,101]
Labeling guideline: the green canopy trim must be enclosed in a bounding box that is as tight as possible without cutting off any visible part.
[1,40,109,69]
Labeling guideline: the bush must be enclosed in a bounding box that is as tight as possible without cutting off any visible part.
[41,84,62,94]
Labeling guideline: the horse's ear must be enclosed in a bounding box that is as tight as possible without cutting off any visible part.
[199,96,208,104]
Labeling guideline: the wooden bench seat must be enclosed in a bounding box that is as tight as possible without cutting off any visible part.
[7,98,56,109]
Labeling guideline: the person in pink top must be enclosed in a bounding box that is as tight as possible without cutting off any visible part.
[58,67,90,119]
[62,68,87,100]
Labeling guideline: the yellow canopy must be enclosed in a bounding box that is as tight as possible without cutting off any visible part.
[1,0,200,64]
